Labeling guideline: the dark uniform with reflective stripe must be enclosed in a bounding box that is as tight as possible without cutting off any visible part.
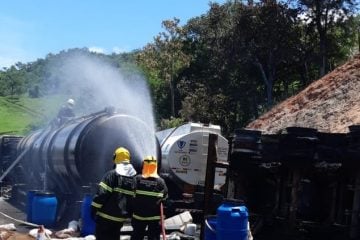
[91,170,134,240]
[131,175,168,240]
[56,104,75,125]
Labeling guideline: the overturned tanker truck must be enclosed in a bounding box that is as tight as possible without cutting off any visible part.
[1,107,229,220]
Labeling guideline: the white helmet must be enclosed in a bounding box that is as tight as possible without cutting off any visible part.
[67,98,75,106]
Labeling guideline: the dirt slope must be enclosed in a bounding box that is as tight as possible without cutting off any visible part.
[247,54,360,133]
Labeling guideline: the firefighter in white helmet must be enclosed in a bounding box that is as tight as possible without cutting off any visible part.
[91,147,137,240]
[131,156,168,240]
[56,98,75,125]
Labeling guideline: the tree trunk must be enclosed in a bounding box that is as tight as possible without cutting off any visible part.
[314,0,328,77]
[254,57,274,106]
[319,35,327,77]
[300,61,310,87]
[170,76,175,117]
[358,26,360,52]
[252,96,259,119]
[266,75,274,106]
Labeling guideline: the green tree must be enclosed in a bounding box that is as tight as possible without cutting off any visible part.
[178,1,303,133]
[298,0,358,76]
[2,65,25,96]
[137,18,191,117]
[178,2,236,132]
[235,1,302,106]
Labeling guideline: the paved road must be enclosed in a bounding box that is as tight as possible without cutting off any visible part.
[0,197,200,239]
[0,197,35,233]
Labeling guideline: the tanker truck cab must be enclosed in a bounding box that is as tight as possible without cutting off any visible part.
[156,122,229,199]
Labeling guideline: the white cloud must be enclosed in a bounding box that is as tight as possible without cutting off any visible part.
[112,46,130,54]
[88,46,106,54]
[89,46,131,55]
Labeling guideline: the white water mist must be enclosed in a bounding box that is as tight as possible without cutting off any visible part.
[46,51,157,161]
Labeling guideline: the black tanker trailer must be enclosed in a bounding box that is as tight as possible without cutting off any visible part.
[1,107,160,220]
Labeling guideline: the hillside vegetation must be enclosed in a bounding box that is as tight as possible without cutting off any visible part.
[0,95,68,135]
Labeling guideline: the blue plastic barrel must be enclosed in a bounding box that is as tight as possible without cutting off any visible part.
[80,194,96,236]
[26,190,40,222]
[205,216,217,240]
[216,200,248,240]
[31,191,58,227]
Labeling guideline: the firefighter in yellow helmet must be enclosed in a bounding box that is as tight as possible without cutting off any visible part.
[131,156,168,240]
[91,147,136,240]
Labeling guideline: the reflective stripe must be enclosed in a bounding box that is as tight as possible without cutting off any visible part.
[99,182,113,192]
[114,187,135,196]
[97,211,126,222]
[144,159,157,163]
[135,190,163,198]
[91,202,103,208]
[133,214,161,221]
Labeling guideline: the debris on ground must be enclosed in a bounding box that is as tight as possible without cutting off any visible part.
[28,226,52,239]
[53,220,79,239]
[0,224,15,231]
[0,228,13,240]
[0,204,201,240]
[164,211,193,231]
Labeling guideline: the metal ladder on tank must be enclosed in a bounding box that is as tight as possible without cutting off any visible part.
[201,127,229,189]
[201,128,210,186]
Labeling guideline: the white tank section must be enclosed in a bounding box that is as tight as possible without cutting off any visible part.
[157,122,229,187]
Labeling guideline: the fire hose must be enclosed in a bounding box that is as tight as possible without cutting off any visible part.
[0,149,29,183]
[0,211,52,239]
[160,202,166,240]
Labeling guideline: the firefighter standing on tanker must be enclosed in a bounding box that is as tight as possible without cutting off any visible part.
[131,156,168,240]
[91,147,137,240]
[56,98,75,125]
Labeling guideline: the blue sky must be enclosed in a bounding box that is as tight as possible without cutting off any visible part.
[0,0,226,69]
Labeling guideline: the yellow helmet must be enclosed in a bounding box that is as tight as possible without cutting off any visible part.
[142,155,159,178]
[113,147,130,164]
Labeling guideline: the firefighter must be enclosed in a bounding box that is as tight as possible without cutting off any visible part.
[56,98,75,125]
[131,156,168,240]
[91,147,137,240]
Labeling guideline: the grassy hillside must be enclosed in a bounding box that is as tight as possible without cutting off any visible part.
[0,95,68,135]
